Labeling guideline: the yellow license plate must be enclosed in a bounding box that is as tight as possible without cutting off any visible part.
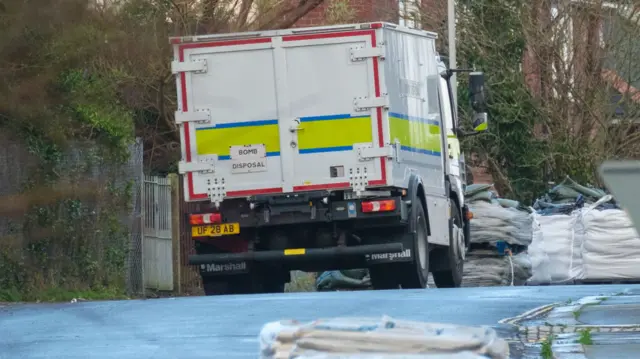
[191,223,240,237]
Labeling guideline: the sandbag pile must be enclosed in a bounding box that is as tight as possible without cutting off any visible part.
[259,316,509,359]
[461,184,535,287]
[529,176,640,283]
[462,249,532,287]
[466,185,533,247]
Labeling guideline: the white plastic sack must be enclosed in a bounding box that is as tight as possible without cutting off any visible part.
[534,212,584,283]
[581,208,640,279]
[297,353,490,359]
[468,201,532,246]
[526,214,552,285]
[259,316,509,359]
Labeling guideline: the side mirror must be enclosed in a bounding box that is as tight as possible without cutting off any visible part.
[469,72,488,132]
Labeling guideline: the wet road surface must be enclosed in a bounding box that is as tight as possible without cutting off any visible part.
[1,284,638,359]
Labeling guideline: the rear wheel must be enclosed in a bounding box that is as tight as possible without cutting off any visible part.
[369,200,430,290]
[399,201,430,289]
[431,200,464,288]
[196,240,287,296]
[201,272,286,296]
[369,266,400,290]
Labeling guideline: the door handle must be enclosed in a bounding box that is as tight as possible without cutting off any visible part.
[289,118,304,133]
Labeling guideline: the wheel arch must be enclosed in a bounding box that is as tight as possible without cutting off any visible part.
[446,175,464,222]
[446,175,469,248]
[407,174,430,235]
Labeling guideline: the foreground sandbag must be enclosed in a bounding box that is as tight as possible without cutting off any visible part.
[293,353,491,359]
[259,316,509,359]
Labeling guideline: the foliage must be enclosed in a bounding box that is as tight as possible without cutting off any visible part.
[0,0,330,301]
[437,0,640,202]
[0,145,134,300]
[540,334,554,359]
[577,329,593,345]
[452,0,549,202]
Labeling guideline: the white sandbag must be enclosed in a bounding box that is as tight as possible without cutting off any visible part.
[259,316,509,359]
[534,212,584,283]
[526,214,552,285]
[581,207,640,280]
[468,202,532,246]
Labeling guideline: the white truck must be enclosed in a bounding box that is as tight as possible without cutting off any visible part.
[171,22,488,295]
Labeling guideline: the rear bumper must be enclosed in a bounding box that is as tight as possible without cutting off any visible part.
[189,243,404,265]
[188,193,409,229]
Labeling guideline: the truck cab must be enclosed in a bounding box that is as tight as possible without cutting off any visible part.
[171,22,488,295]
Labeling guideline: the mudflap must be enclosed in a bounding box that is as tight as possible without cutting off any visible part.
[365,232,416,265]
[198,261,252,277]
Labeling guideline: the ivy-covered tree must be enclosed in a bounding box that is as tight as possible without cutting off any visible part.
[422,0,640,202]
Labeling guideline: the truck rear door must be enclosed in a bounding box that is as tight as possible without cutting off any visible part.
[173,25,388,203]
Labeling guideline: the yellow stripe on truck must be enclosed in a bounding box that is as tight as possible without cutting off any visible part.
[297,114,372,154]
[195,119,280,159]
[389,113,442,156]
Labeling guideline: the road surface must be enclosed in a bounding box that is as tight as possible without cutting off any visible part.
[1,284,638,359]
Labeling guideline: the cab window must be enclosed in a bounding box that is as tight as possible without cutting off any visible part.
[439,77,455,132]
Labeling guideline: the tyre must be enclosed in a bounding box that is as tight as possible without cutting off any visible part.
[369,266,400,290]
[368,200,430,290]
[201,276,247,295]
[201,271,286,296]
[431,199,464,288]
[398,200,430,289]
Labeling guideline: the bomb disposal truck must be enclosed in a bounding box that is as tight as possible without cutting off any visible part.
[171,22,488,295]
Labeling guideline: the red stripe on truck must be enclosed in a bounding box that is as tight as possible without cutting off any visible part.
[293,182,350,192]
[227,187,284,197]
[369,28,386,186]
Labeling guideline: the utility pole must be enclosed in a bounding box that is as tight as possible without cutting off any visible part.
[448,0,457,109]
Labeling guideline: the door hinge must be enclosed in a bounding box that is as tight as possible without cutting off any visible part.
[350,46,385,62]
[175,109,211,125]
[353,96,389,111]
[178,159,216,174]
[171,59,208,74]
[354,143,395,161]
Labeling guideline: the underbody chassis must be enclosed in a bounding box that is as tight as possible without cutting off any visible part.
[184,187,468,295]
[188,190,418,275]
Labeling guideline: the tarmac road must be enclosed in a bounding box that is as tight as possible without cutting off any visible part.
[0,284,638,359]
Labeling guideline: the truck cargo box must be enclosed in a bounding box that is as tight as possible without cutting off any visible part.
[171,22,445,204]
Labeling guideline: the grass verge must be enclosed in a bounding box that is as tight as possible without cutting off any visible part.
[0,286,128,303]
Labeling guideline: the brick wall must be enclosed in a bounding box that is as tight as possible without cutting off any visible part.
[294,0,399,27]
[294,0,450,29]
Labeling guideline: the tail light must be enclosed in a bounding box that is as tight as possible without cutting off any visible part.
[361,199,396,213]
[190,213,222,225]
